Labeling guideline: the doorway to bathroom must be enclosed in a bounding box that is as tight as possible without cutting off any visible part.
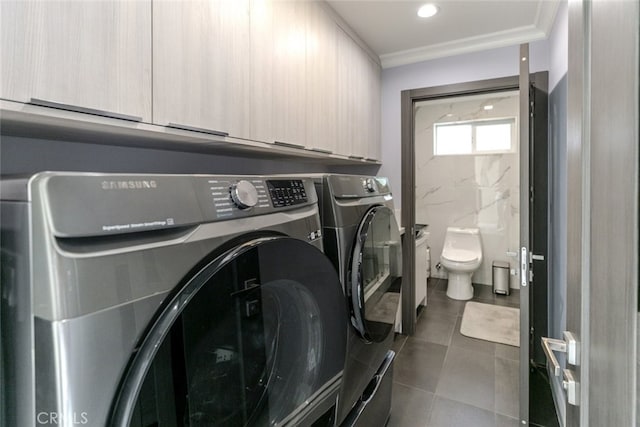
[399,48,553,425]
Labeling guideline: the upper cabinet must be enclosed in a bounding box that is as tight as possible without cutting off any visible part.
[305,2,338,155]
[0,0,152,122]
[366,56,382,161]
[1,0,381,162]
[251,0,342,156]
[153,0,250,138]
[336,28,364,156]
[336,26,382,160]
[250,0,308,148]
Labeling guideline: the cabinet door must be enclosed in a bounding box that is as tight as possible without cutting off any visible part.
[1,0,152,122]
[153,0,250,138]
[336,26,358,157]
[305,3,337,154]
[250,0,274,144]
[271,0,307,147]
[250,0,307,147]
[250,0,309,147]
[366,57,382,161]
[352,47,369,159]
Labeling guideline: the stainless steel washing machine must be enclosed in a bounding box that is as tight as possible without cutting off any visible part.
[312,175,402,427]
[1,172,348,427]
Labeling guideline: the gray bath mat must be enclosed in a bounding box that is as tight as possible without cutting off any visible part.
[460,302,520,347]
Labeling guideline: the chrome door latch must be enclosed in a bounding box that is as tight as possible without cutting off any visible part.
[520,247,528,287]
[530,252,545,261]
[541,331,580,406]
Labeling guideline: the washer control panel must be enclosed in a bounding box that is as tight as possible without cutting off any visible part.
[202,177,312,220]
[207,178,271,219]
[266,179,308,207]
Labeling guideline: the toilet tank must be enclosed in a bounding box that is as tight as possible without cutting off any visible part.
[444,227,482,252]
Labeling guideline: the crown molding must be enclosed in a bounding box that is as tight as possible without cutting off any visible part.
[535,0,562,37]
[381,24,547,69]
[381,0,561,69]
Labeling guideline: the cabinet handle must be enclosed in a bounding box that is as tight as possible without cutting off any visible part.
[348,155,365,160]
[167,123,229,137]
[309,147,333,154]
[29,98,142,122]
[274,140,305,149]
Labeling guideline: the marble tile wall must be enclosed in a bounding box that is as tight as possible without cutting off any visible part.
[415,92,520,288]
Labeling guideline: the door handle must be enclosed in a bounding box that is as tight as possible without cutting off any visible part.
[541,331,579,377]
[30,98,142,122]
[542,331,581,406]
[541,336,566,377]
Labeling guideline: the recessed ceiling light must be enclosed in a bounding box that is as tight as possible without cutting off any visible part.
[484,105,494,110]
[417,4,439,18]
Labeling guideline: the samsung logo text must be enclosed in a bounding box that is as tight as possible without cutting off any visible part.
[101,180,158,190]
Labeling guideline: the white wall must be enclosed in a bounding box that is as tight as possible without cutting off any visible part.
[379,40,549,214]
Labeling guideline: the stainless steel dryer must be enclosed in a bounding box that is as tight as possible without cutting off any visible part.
[312,175,402,427]
[1,172,348,427]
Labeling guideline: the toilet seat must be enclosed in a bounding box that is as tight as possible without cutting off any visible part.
[441,248,479,264]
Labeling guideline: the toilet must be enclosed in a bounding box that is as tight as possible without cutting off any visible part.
[440,227,483,300]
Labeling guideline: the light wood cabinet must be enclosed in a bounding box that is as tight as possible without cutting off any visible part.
[251,0,308,148]
[0,0,152,122]
[153,0,250,138]
[336,26,358,157]
[335,25,381,160]
[305,2,338,154]
[1,0,381,162]
[249,0,274,144]
[366,57,382,161]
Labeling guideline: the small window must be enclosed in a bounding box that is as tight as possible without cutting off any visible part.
[434,118,516,156]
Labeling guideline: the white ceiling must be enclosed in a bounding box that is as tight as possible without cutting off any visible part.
[326,0,560,68]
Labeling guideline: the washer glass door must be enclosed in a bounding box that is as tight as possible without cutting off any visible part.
[110,236,347,427]
[349,206,403,343]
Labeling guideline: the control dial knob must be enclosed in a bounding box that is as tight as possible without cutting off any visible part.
[230,180,258,210]
[363,178,376,193]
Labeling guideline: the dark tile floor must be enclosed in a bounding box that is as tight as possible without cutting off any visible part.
[388,278,521,427]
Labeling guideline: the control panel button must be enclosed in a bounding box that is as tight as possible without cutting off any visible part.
[230,180,259,210]
[267,180,308,207]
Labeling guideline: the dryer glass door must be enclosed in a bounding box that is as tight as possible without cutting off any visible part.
[110,236,347,427]
[349,206,402,343]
